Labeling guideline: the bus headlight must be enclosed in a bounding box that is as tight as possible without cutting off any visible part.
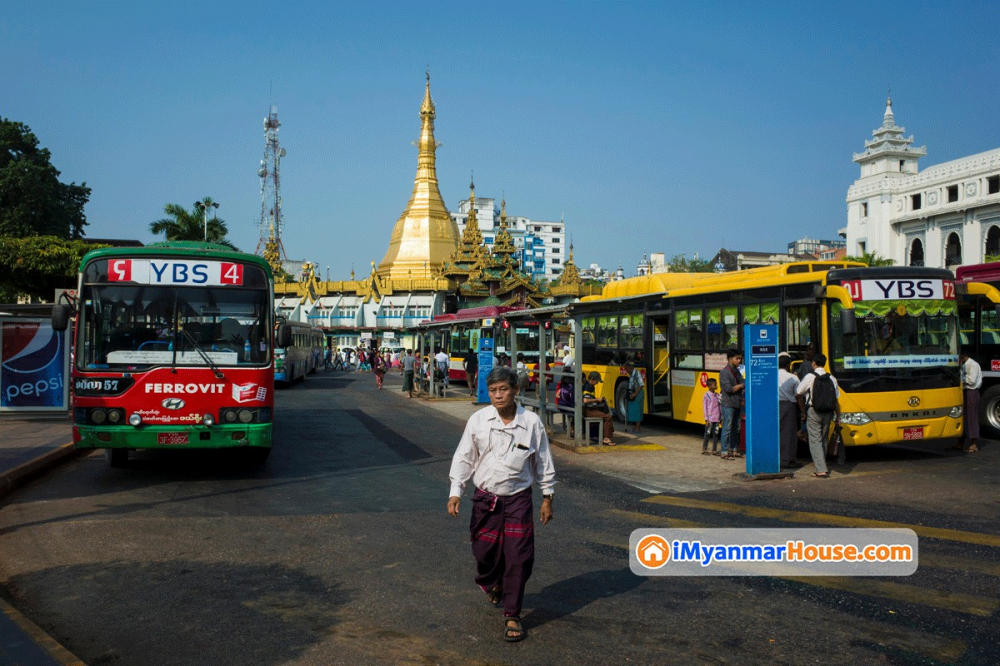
[90,408,107,425]
[949,405,963,419]
[840,412,872,426]
[128,413,142,427]
[203,414,215,427]
[238,409,253,423]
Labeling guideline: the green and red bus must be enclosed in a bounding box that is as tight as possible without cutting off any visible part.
[52,241,290,466]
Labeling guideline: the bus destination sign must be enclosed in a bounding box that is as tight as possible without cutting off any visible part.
[841,279,955,301]
[107,259,244,286]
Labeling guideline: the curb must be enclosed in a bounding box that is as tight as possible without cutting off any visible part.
[550,438,666,454]
[0,595,86,666]
[0,443,86,503]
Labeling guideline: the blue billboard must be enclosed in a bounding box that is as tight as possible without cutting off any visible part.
[1,319,69,411]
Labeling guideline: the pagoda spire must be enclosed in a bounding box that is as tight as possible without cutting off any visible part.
[377,72,458,280]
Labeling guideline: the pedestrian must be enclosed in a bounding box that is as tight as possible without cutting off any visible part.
[954,350,982,453]
[447,366,556,643]
[401,349,416,398]
[560,345,574,373]
[795,353,840,478]
[701,377,721,455]
[435,348,450,391]
[778,352,802,469]
[797,342,817,380]
[372,351,387,389]
[623,360,645,434]
[583,371,615,445]
[515,353,530,397]
[465,347,479,396]
[719,349,745,460]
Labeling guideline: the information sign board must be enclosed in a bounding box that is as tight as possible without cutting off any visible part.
[476,328,495,405]
[744,324,779,475]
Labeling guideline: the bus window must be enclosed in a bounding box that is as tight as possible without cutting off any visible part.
[785,305,815,355]
[959,305,974,348]
[581,317,596,345]
[742,304,760,325]
[620,314,644,350]
[979,301,1000,360]
[762,303,780,324]
[723,306,738,348]
[675,308,703,350]
[596,315,618,365]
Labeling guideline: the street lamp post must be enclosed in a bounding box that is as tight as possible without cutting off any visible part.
[194,199,220,242]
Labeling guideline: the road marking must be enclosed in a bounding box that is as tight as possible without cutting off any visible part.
[570,444,666,454]
[587,535,996,617]
[641,495,1000,547]
[605,509,1000,577]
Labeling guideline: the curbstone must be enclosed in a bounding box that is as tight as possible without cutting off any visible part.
[0,443,87,502]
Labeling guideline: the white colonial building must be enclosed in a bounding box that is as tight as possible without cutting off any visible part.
[846,98,1000,268]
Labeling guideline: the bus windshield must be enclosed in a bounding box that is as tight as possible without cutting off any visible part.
[829,301,959,391]
[77,284,271,371]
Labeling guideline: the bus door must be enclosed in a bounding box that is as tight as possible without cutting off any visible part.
[650,315,672,416]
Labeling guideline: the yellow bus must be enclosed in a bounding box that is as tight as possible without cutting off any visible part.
[571,262,1000,447]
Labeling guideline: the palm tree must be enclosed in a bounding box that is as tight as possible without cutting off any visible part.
[844,251,894,267]
[149,198,237,249]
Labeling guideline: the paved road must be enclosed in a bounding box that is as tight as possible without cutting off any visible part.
[0,372,997,665]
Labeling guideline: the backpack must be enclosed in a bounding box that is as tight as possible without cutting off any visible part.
[810,372,837,414]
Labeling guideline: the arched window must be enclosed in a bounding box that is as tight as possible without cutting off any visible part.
[945,232,963,267]
[986,225,1000,260]
[909,238,924,267]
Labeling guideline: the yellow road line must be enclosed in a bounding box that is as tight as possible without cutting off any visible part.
[572,444,665,454]
[604,509,1000,577]
[641,495,1000,547]
[0,596,86,666]
[587,535,996,617]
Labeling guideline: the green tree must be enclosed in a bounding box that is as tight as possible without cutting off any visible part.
[0,118,91,239]
[0,236,109,300]
[668,254,715,273]
[149,199,237,249]
[844,251,895,267]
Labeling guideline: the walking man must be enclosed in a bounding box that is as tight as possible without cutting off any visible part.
[955,349,982,453]
[435,348,450,392]
[719,349,745,460]
[777,352,802,469]
[796,353,840,478]
[401,349,416,399]
[447,366,556,643]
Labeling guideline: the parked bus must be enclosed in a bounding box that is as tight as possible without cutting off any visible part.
[274,320,325,385]
[571,262,1000,447]
[52,241,289,467]
[954,262,1000,432]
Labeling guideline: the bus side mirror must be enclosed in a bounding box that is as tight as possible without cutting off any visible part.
[52,305,71,332]
[277,324,292,348]
[841,311,857,336]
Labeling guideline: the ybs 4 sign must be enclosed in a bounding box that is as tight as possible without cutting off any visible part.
[841,279,955,301]
[108,259,244,286]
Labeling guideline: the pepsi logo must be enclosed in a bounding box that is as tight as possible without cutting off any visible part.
[162,398,185,410]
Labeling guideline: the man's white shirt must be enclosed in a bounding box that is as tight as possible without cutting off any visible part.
[449,405,557,498]
[962,358,983,390]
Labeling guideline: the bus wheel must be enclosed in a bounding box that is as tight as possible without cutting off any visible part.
[980,385,1000,436]
[614,380,629,424]
[243,447,271,466]
[105,448,128,468]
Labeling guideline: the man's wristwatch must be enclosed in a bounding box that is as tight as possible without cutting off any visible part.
[542,494,554,501]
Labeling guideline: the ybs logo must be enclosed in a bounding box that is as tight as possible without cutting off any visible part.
[1,322,65,408]
[162,398,185,410]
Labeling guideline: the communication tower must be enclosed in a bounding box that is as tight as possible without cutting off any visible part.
[256,106,287,274]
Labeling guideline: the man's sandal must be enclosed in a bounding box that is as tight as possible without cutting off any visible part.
[504,616,526,642]
[486,584,503,606]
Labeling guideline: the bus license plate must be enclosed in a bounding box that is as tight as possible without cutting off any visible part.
[902,427,924,440]
[157,433,188,445]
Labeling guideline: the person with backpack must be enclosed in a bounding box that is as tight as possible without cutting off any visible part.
[795,353,840,478]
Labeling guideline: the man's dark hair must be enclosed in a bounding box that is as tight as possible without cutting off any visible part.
[486,366,518,389]
[406,349,412,354]
[516,352,525,361]
[779,355,791,370]
[726,348,743,360]
[813,353,827,367]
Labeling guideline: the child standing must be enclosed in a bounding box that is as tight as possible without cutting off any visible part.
[702,378,721,455]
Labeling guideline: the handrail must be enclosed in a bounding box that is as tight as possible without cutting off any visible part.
[965,281,1000,304]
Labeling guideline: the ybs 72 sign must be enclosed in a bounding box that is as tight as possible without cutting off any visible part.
[841,279,955,301]
[107,259,244,286]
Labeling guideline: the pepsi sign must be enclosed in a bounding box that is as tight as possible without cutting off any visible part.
[1,320,68,410]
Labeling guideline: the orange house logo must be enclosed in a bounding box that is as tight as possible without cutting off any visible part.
[636,534,670,569]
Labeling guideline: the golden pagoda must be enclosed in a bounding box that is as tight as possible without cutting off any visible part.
[376,72,459,281]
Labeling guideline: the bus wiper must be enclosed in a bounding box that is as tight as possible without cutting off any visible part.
[180,329,225,380]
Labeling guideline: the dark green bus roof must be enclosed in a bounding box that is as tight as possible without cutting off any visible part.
[78,241,273,278]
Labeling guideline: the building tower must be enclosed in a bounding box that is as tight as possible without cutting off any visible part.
[377,72,459,280]
[256,105,288,275]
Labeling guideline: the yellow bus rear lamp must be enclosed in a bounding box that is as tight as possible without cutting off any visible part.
[203,414,216,427]
[948,406,963,419]
[128,414,142,427]
[840,412,872,426]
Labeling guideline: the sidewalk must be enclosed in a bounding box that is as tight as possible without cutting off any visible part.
[0,416,87,665]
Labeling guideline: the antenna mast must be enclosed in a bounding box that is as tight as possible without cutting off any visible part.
[256,105,287,274]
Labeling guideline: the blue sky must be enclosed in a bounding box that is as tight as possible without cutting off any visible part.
[4,1,999,276]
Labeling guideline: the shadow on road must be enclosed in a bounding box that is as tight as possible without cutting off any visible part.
[521,568,645,630]
[4,560,349,666]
